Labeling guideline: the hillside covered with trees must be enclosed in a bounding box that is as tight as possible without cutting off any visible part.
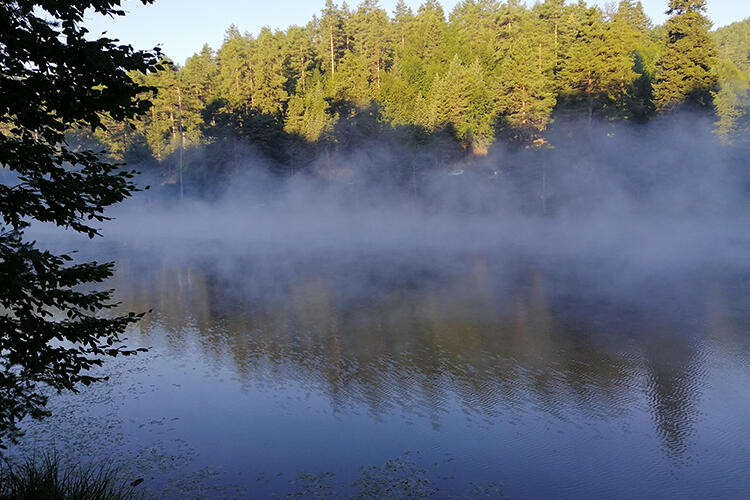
[84,0,750,194]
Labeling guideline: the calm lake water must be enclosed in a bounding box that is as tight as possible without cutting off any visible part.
[10,236,750,498]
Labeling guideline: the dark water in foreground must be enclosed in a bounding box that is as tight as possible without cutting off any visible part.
[10,245,750,499]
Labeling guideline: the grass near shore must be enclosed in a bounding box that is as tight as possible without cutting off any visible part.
[0,453,141,500]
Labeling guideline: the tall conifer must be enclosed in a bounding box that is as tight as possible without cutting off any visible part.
[652,0,718,112]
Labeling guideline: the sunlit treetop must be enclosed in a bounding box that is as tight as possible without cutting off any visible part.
[666,0,707,16]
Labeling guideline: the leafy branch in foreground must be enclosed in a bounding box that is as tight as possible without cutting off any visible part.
[0,0,160,447]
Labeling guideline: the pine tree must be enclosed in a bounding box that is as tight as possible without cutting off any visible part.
[251,28,289,115]
[611,0,657,120]
[448,0,501,66]
[378,59,425,126]
[348,0,392,92]
[317,0,347,77]
[714,58,750,142]
[334,51,372,104]
[557,6,637,122]
[495,0,526,59]
[282,25,315,94]
[392,0,415,52]
[652,0,718,112]
[93,108,149,163]
[285,81,336,141]
[495,27,556,143]
[533,0,568,77]
[216,26,256,109]
[411,0,448,77]
[182,44,218,107]
[427,56,495,153]
[713,20,750,142]
[142,62,180,161]
[182,45,218,103]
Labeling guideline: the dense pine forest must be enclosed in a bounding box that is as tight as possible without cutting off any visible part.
[81,0,750,197]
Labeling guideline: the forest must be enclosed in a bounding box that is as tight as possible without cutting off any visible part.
[76,0,749,199]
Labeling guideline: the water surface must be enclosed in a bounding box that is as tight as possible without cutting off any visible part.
[11,242,750,498]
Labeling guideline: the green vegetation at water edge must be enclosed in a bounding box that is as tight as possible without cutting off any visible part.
[0,454,142,500]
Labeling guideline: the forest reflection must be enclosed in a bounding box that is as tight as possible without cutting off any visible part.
[111,249,749,460]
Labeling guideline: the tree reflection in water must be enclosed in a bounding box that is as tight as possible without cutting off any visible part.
[109,247,748,466]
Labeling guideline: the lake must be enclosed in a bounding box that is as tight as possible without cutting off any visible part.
[10,218,750,498]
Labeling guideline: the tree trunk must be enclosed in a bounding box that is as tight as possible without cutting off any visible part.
[376,58,381,89]
[554,22,558,71]
[538,43,542,72]
[541,159,547,213]
[330,28,335,76]
[301,56,306,91]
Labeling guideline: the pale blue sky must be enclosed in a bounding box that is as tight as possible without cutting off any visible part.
[85,0,750,65]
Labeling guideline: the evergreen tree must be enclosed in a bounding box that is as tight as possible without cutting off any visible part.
[63,0,750,176]
[283,25,316,95]
[652,0,718,112]
[142,62,180,161]
[714,58,750,142]
[495,26,556,143]
[334,51,373,104]
[392,0,415,52]
[251,28,289,115]
[182,44,218,107]
[427,56,495,153]
[285,81,337,142]
[317,0,347,77]
[611,0,657,120]
[344,0,392,96]
[495,0,526,59]
[378,59,426,126]
[713,19,750,142]
[411,0,449,77]
[533,0,573,77]
[216,26,256,109]
[713,18,750,72]
[448,0,501,66]
[93,113,147,162]
[558,5,637,122]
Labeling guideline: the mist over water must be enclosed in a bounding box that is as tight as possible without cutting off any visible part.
[78,114,749,289]
[16,116,750,498]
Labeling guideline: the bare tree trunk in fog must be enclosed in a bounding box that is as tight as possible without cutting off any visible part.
[325,145,332,183]
[411,160,417,198]
[541,159,547,214]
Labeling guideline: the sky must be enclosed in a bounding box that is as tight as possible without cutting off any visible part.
[85,0,750,65]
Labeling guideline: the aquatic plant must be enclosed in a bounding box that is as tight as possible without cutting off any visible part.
[0,453,142,500]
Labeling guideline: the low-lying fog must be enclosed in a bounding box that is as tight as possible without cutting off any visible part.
[29,115,749,279]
